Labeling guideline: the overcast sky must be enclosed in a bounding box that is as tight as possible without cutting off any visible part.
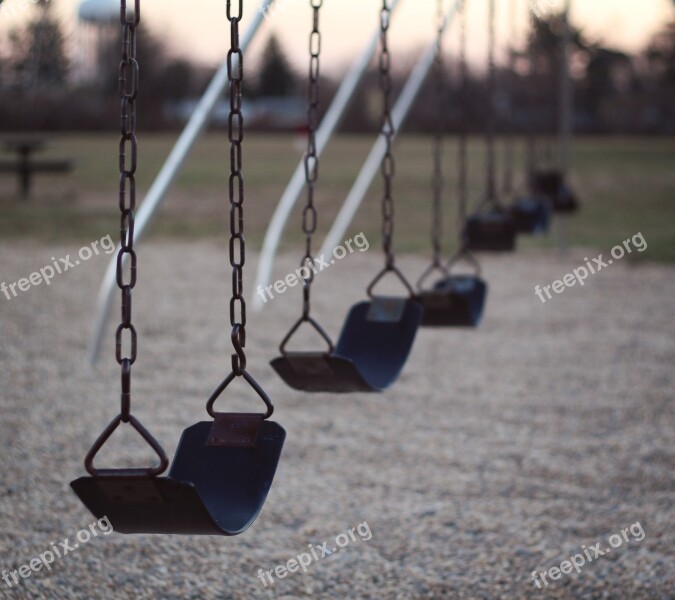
[1,0,672,73]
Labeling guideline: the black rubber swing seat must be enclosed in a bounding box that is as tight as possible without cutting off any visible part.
[423,275,488,327]
[71,371,285,535]
[510,195,552,234]
[532,170,579,214]
[414,252,488,328]
[552,183,579,214]
[465,208,517,252]
[531,170,563,197]
[416,277,487,327]
[271,297,423,393]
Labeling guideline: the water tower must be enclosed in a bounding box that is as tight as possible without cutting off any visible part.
[75,0,119,84]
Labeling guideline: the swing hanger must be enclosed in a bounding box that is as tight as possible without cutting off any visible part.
[445,0,483,277]
[72,0,285,536]
[464,0,518,253]
[528,8,580,214]
[416,0,450,294]
[414,0,488,328]
[271,0,422,393]
[508,2,553,235]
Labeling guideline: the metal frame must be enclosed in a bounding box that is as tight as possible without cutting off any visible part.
[319,0,464,259]
[89,0,467,358]
[88,0,274,364]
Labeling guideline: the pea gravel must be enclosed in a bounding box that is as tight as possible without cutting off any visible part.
[0,240,673,600]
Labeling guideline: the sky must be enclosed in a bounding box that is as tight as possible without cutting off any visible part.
[1,0,673,73]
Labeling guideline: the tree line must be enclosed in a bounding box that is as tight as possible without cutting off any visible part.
[0,1,673,135]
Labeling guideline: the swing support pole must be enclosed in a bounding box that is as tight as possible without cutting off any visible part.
[88,0,275,365]
[319,0,464,260]
[251,0,404,311]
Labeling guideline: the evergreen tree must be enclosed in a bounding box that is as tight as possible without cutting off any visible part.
[9,0,69,89]
[256,34,297,97]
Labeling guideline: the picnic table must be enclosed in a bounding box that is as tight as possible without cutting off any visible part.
[0,137,73,198]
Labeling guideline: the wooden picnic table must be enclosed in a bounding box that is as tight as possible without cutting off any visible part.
[0,137,73,198]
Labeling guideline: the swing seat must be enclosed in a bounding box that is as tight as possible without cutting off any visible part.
[510,195,551,234]
[71,418,285,535]
[271,353,372,392]
[532,170,563,198]
[465,209,517,252]
[416,275,487,327]
[336,298,423,390]
[552,183,579,214]
[271,297,423,392]
[532,170,579,214]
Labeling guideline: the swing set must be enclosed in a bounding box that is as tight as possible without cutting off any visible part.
[73,0,580,535]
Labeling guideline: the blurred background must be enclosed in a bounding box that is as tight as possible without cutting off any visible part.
[0,0,673,262]
[0,3,673,598]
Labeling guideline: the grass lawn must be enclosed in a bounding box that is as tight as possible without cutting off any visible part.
[0,133,673,262]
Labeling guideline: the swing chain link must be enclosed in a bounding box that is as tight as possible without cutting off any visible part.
[458,0,468,233]
[367,0,415,298]
[486,0,498,205]
[301,0,323,319]
[227,0,247,376]
[379,0,396,270]
[502,0,516,197]
[82,0,168,479]
[526,9,539,177]
[116,0,141,423]
[445,0,480,275]
[204,1,275,419]
[430,0,445,268]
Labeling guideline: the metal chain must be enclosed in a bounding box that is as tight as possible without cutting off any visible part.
[458,0,469,233]
[486,0,498,204]
[116,0,141,424]
[429,0,445,268]
[278,0,336,354]
[528,8,554,167]
[502,0,516,197]
[82,0,169,478]
[526,7,538,176]
[559,0,573,176]
[202,1,275,419]
[379,0,396,269]
[227,0,247,377]
[300,0,323,319]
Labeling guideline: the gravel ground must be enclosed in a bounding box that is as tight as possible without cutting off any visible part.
[0,239,673,600]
